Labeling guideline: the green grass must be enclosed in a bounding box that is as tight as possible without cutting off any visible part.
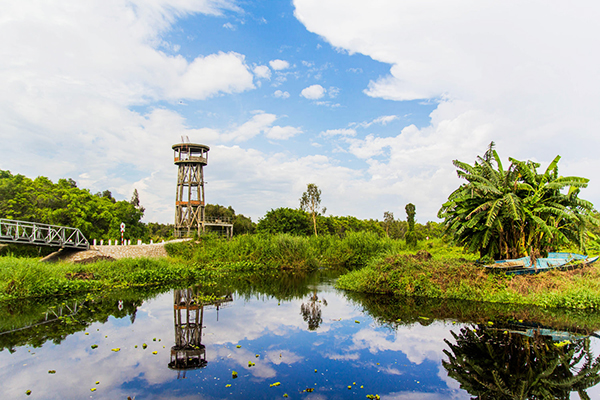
[0,256,225,300]
[336,253,600,310]
[165,231,409,269]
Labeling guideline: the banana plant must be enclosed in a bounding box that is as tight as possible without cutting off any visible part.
[438,143,598,260]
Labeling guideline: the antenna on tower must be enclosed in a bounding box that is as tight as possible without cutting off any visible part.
[185,135,190,143]
[181,135,184,143]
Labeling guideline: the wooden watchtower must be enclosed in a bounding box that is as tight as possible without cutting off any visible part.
[173,142,233,237]
[173,143,209,237]
[169,288,207,375]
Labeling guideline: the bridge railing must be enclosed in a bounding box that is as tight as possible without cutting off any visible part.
[0,219,89,250]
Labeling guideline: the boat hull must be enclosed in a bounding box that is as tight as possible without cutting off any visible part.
[485,252,599,275]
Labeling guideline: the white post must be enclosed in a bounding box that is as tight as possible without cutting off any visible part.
[161,240,165,244]
[137,239,142,245]
[93,239,97,246]
[109,239,112,246]
[100,239,104,246]
[128,239,131,246]
[150,239,153,244]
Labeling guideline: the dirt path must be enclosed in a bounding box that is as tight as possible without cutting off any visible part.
[43,239,190,263]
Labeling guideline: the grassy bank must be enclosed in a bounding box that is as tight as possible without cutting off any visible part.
[0,232,413,300]
[5,232,599,311]
[0,256,263,301]
[165,232,458,269]
[336,253,600,310]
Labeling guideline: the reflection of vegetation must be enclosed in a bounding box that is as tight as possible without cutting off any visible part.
[300,292,327,331]
[343,291,600,334]
[217,269,340,302]
[443,325,600,399]
[0,268,335,352]
[0,286,169,352]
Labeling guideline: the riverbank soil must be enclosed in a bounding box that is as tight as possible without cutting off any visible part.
[42,244,169,263]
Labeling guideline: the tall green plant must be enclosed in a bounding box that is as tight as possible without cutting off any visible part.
[438,143,598,259]
[405,203,417,248]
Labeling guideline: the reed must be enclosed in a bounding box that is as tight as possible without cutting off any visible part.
[165,231,406,269]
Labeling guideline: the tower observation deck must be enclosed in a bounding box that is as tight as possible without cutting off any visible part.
[173,143,233,237]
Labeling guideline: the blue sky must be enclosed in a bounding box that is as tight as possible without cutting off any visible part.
[2,0,600,224]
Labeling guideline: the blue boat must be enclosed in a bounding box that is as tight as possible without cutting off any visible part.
[485,252,599,275]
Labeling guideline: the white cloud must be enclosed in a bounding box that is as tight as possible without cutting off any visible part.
[0,1,263,223]
[321,128,356,137]
[167,51,255,100]
[300,84,326,99]
[222,112,278,142]
[273,90,290,99]
[269,59,290,70]
[266,125,303,140]
[294,0,600,220]
[315,100,340,108]
[353,115,399,129]
[328,86,340,98]
[371,115,398,126]
[223,22,236,30]
[253,65,272,80]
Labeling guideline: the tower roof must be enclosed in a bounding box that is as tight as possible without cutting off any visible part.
[172,143,210,151]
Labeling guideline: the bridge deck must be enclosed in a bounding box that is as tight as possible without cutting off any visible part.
[0,219,89,250]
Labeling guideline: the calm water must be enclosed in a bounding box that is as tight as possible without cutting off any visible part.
[1,271,600,399]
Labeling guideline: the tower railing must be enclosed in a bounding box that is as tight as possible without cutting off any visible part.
[203,216,232,224]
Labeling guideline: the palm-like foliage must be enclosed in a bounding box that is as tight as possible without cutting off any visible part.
[438,143,598,260]
[443,325,600,399]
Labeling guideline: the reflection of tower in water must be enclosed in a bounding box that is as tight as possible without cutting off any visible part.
[169,288,234,378]
[169,288,207,373]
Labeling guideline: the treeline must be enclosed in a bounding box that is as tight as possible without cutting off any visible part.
[256,207,443,240]
[0,170,146,241]
[0,171,257,242]
[0,170,442,243]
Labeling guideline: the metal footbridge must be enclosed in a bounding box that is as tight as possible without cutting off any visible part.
[0,219,89,250]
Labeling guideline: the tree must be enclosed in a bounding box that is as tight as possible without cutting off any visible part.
[383,211,394,237]
[147,222,175,241]
[405,203,417,248]
[256,208,311,236]
[300,183,326,236]
[233,214,255,235]
[438,143,598,260]
[204,203,255,236]
[0,170,148,242]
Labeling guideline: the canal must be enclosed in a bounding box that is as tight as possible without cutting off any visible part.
[1,270,599,399]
